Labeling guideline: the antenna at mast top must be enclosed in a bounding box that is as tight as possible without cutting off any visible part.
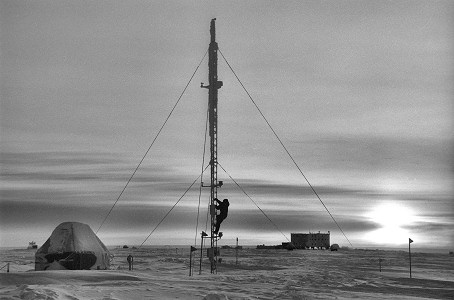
[210,18,216,42]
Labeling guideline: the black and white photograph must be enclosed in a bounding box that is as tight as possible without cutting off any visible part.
[1,1,453,299]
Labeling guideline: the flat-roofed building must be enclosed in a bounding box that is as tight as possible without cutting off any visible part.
[291,231,330,249]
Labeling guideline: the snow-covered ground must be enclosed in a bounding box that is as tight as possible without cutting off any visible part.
[1,246,453,299]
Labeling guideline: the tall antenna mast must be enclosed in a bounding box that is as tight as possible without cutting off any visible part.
[201,18,223,273]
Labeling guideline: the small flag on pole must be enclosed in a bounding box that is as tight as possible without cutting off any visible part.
[408,238,413,278]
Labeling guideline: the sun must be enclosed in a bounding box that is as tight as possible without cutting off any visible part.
[365,202,416,245]
[368,203,415,228]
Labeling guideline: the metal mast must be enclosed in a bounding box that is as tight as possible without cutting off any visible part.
[201,18,223,273]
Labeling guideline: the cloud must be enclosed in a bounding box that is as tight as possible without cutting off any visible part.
[225,210,379,234]
[0,151,189,186]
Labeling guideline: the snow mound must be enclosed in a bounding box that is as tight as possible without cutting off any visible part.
[203,293,229,300]
[18,284,79,300]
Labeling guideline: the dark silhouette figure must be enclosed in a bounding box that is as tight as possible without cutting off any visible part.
[127,254,133,271]
[214,198,229,234]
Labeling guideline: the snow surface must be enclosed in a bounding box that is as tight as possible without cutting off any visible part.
[1,246,453,299]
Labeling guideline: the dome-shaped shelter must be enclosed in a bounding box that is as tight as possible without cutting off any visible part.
[35,222,111,270]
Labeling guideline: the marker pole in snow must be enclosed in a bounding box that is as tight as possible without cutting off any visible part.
[189,246,197,276]
[409,238,413,278]
[189,248,192,276]
[199,231,205,275]
[236,237,238,265]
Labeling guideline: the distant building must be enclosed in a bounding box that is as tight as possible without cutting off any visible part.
[291,231,330,249]
[256,243,293,250]
[256,244,283,250]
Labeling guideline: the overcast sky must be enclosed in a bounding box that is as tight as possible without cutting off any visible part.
[1,0,453,249]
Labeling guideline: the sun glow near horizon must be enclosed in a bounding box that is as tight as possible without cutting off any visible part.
[365,202,418,245]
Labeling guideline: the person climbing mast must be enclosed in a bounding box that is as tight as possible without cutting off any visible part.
[214,198,229,234]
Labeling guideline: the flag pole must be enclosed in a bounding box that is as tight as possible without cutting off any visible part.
[409,238,413,278]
